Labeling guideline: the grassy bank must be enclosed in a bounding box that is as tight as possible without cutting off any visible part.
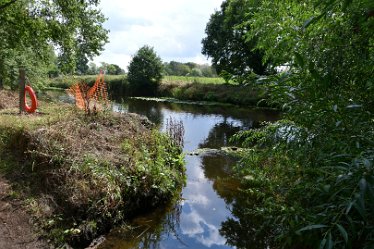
[0,90,185,247]
[163,75,226,84]
[47,75,269,107]
[158,81,268,106]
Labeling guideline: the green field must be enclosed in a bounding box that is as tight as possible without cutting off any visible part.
[162,76,226,85]
[47,75,226,89]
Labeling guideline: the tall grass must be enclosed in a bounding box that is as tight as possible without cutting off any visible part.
[162,76,226,85]
[47,75,225,89]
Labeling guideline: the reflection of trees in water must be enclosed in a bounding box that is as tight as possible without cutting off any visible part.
[199,153,239,205]
[127,99,164,125]
[199,120,242,149]
[199,154,271,249]
[126,99,277,136]
[101,200,183,249]
[161,102,279,125]
[137,202,183,249]
[219,194,272,249]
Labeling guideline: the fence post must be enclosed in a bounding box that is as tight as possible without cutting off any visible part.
[19,69,25,114]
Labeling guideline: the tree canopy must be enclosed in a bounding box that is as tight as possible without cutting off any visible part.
[202,0,268,82]
[0,0,108,86]
[127,45,163,96]
[163,61,217,77]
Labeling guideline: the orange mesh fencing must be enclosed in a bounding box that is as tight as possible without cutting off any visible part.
[67,72,109,113]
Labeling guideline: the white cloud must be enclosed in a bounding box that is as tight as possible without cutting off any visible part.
[93,0,223,70]
[181,204,226,247]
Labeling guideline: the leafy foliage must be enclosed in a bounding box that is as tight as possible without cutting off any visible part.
[202,0,269,81]
[127,45,163,96]
[224,0,374,248]
[163,61,217,77]
[0,0,108,86]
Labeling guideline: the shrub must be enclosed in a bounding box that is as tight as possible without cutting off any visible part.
[127,45,163,96]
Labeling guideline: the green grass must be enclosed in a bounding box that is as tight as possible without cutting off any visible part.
[47,75,126,89]
[162,75,226,85]
[0,100,185,247]
[47,75,225,89]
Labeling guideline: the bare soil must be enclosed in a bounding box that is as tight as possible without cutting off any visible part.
[0,90,49,248]
[0,176,50,249]
[0,90,18,110]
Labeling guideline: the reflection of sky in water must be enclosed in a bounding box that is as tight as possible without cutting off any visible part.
[156,107,237,248]
[178,155,232,248]
[160,109,243,153]
[102,100,277,249]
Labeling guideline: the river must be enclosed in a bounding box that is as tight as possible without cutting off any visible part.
[95,98,278,249]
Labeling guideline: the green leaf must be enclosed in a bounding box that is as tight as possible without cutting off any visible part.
[302,13,324,29]
[302,17,316,29]
[345,200,355,214]
[296,224,328,235]
[326,232,334,249]
[353,202,366,218]
[336,224,348,243]
[359,178,367,196]
[342,0,353,11]
[319,238,327,249]
[363,158,371,170]
[294,52,304,68]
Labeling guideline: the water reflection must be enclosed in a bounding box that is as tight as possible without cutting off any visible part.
[98,98,278,249]
[198,121,242,149]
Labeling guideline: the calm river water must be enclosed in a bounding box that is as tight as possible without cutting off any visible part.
[94,98,278,249]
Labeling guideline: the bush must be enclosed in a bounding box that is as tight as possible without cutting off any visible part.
[127,45,163,96]
[225,0,374,248]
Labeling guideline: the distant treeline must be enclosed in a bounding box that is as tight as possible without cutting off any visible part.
[74,61,217,78]
[163,61,217,77]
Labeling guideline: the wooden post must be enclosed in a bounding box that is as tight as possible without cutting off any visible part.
[19,69,25,114]
[0,77,3,89]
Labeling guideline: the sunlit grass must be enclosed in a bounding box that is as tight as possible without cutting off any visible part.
[162,75,226,84]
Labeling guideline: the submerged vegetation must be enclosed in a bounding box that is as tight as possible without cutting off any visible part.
[0,93,185,247]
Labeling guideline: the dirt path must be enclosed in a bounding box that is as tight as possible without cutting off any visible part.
[0,175,50,249]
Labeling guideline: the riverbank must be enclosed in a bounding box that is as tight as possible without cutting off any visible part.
[0,90,185,248]
[0,176,49,249]
[46,75,270,107]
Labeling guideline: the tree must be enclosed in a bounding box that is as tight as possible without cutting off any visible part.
[228,0,374,247]
[75,45,90,75]
[107,64,124,75]
[127,45,163,96]
[87,62,99,75]
[190,68,203,77]
[167,61,191,76]
[0,0,108,85]
[202,0,268,82]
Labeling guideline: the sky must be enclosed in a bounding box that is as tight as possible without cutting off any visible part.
[92,0,223,71]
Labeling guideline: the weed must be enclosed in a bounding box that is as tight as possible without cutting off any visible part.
[0,102,185,247]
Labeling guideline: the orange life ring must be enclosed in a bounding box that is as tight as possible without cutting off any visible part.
[24,85,38,113]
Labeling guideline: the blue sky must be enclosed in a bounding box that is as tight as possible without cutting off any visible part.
[93,0,223,70]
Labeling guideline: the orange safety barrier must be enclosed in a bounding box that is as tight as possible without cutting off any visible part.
[67,72,108,113]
